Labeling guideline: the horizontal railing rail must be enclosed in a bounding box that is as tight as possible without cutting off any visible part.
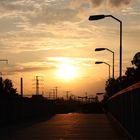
[108,81,140,100]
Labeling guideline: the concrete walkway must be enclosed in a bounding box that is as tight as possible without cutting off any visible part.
[0,113,129,140]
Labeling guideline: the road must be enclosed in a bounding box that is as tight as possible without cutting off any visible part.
[0,113,129,140]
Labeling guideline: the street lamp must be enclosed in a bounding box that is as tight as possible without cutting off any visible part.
[89,14,122,81]
[95,61,111,80]
[95,47,114,79]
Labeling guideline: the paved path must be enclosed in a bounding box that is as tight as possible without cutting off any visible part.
[0,113,129,140]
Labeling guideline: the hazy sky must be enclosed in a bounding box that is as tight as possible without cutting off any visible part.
[0,0,140,97]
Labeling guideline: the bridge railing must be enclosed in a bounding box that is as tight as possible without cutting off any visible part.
[108,81,140,139]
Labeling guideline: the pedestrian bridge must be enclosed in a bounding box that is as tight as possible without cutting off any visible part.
[0,81,140,139]
[0,113,130,140]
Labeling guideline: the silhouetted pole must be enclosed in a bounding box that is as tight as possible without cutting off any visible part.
[120,20,122,81]
[20,77,23,97]
[54,86,58,99]
[36,76,39,95]
[49,92,51,99]
[89,15,122,81]
[65,91,70,100]
[105,63,111,80]
[85,92,88,103]
[113,51,114,79]
[53,89,56,100]
[33,76,43,96]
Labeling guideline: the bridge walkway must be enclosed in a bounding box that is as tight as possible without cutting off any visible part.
[0,113,130,140]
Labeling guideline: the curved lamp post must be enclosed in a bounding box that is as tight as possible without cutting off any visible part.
[89,15,122,81]
[95,47,114,79]
[95,61,111,80]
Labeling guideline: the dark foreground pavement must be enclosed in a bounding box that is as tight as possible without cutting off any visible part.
[0,113,130,140]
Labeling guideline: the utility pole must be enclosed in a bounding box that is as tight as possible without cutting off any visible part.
[53,89,56,100]
[36,76,39,95]
[33,76,43,95]
[65,91,71,100]
[85,92,88,103]
[20,77,23,97]
[54,86,58,99]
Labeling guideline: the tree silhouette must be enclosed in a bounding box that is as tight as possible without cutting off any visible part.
[0,77,4,94]
[105,52,140,99]
[132,52,140,68]
[0,77,16,97]
[131,52,140,82]
[105,78,120,97]
[125,67,135,77]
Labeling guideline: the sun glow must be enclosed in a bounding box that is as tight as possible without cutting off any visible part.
[57,63,77,81]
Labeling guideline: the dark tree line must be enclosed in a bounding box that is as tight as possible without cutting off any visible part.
[105,52,140,98]
[0,77,17,97]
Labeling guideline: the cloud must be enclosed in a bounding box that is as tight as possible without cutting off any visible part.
[27,7,79,25]
[1,0,133,33]
[108,0,132,8]
[3,61,57,75]
[0,0,135,60]
[45,57,96,67]
[90,0,104,7]
[0,0,80,25]
[11,67,48,73]
[69,0,103,9]
[3,56,96,76]
[70,0,132,9]
[89,0,133,9]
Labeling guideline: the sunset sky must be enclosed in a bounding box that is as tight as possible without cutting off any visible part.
[0,0,140,97]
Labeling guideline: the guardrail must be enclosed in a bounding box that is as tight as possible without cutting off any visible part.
[108,81,140,139]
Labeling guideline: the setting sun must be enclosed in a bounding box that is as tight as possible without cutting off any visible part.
[57,63,77,81]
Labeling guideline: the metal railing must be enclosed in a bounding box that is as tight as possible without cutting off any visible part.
[108,81,140,139]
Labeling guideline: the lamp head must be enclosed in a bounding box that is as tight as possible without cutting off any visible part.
[89,15,105,21]
[95,48,106,51]
[96,93,104,95]
[95,61,103,64]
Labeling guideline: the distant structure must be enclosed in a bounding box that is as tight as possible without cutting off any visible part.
[65,90,71,100]
[32,76,44,95]
[20,77,23,97]
[54,86,58,99]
